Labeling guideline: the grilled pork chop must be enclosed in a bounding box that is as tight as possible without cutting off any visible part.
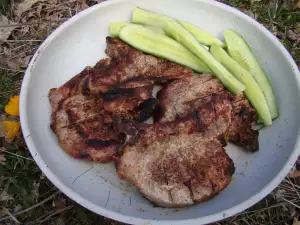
[49,35,192,109]
[156,75,259,151]
[51,94,121,162]
[49,36,193,162]
[117,97,234,207]
[86,37,193,94]
[50,86,156,162]
[49,58,114,113]
[226,93,259,151]
[49,36,192,120]
[156,75,224,123]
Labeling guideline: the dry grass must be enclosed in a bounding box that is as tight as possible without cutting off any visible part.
[0,0,299,224]
[215,178,300,225]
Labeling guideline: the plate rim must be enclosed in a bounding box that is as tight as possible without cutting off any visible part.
[20,0,300,224]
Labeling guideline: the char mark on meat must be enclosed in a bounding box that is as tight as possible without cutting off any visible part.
[226,94,259,152]
[116,97,232,147]
[55,113,120,163]
[103,85,153,102]
[103,85,154,121]
[138,98,158,122]
[156,75,259,151]
[156,75,225,123]
[50,93,121,162]
[49,58,116,112]
[85,37,193,95]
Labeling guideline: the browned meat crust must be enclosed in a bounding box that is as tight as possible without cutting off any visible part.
[86,37,193,94]
[48,37,194,162]
[116,99,234,207]
[49,37,192,111]
[156,75,224,123]
[118,80,154,88]
[103,85,153,112]
[47,36,242,206]
[51,95,104,132]
[55,117,120,162]
[52,95,121,162]
[156,75,259,151]
[115,92,232,141]
[117,137,234,208]
[49,88,156,162]
[49,58,114,113]
[226,94,259,152]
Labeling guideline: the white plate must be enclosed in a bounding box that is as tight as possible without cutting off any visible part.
[20,0,300,224]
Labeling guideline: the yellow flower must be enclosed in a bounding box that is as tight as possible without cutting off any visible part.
[2,121,20,140]
[4,96,20,116]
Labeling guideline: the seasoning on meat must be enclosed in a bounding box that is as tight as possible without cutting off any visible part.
[86,37,193,94]
[156,75,259,151]
[116,98,234,207]
[226,93,259,152]
[52,96,120,162]
[48,37,194,162]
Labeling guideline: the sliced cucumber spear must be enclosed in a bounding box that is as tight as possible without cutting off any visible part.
[178,21,225,47]
[210,44,272,126]
[110,21,210,51]
[224,29,278,119]
[110,22,166,37]
[119,24,211,73]
[110,22,129,37]
[132,7,245,95]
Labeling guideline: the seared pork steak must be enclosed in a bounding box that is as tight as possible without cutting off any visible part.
[47,32,264,207]
[52,95,120,162]
[157,75,225,123]
[49,57,116,115]
[86,37,193,94]
[156,75,259,151]
[227,93,259,151]
[49,37,194,162]
[117,98,234,207]
[49,36,192,112]
[49,87,156,162]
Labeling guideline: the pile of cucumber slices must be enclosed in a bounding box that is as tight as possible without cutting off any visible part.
[109,7,279,126]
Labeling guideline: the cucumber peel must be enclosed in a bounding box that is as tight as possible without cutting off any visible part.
[119,24,211,73]
[224,29,278,119]
[210,44,272,125]
[132,7,171,29]
[178,20,225,47]
[110,22,166,37]
[110,22,129,37]
[132,7,245,95]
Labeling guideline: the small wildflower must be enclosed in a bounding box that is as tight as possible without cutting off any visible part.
[4,96,20,117]
[2,121,20,141]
